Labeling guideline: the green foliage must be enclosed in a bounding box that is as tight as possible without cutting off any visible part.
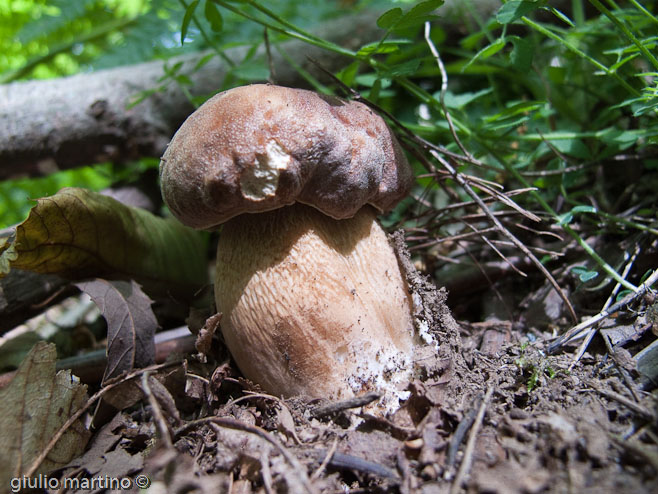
[0,160,157,229]
[1,0,657,299]
[515,341,559,392]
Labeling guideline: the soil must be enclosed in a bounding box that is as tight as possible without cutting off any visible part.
[45,234,658,494]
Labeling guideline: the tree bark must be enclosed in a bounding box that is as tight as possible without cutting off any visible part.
[0,1,510,180]
[0,12,384,179]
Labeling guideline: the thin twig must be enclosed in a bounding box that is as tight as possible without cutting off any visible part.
[226,391,302,444]
[588,385,654,422]
[264,28,276,84]
[260,447,275,494]
[428,147,577,321]
[140,372,174,448]
[445,399,480,477]
[549,268,658,353]
[568,328,598,372]
[424,21,474,161]
[311,450,397,479]
[311,437,339,481]
[25,362,177,477]
[176,416,318,493]
[461,241,515,322]
[309,391,382,418]
[602,333,641,402]
[450,386,494,494]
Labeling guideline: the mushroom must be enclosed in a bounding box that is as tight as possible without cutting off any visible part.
[160,84,416,406]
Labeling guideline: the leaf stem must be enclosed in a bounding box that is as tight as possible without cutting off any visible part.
[211,0,356,59]
[588,0,658,70]
[521,16,641,96]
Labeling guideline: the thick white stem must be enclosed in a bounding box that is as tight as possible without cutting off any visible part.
[215,203,415,405]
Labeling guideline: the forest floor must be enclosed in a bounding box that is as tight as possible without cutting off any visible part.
[39,250,657,494]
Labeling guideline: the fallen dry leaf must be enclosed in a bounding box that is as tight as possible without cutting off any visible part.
[0,187,207,299]
[0,342,89,483]
[76,278,157,383]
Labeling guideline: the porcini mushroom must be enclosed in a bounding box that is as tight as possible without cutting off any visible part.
[160,84,416,406]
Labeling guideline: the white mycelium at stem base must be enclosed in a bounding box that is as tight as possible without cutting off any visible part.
[215,203,414,402]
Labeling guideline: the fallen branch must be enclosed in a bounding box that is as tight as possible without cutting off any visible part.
[0,11,383,179]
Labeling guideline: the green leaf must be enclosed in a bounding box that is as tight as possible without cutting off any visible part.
[509,36,534,71]
[181,0,200,46]
[337,60,360,87]
[462,38,507,71]
[599,128,639,150]
[483,101,544,123]
[357,39,412,56]
[558,205,597,226]
[548,7,575,27]
[231,60,270,81]
[369,78,383,102]
[395,0,444,29]
[496,1,544,25]
[381,59,421,78]
[616,289,633,302]
[378,0,443,33]
[204,0,223,32]
[0,188,207,300]
[571,266,599,282]
[377,8,403,30]
[550,139,592,159]
[442,88,493,109]
[571,205,597,214]
[194,52,216,71]
[557,211,573,225]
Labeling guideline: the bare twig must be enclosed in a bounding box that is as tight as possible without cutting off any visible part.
[264,28,276,84]
[226,391,302,444]
[445,398,480,477]
[424,22,474,161]
[311,437,339,481]
[427,147,577,321]
[450,385,494,494]
[25,362,178,477]
[587,385,654,422]
[602,333,641,402]
[309,391,382,418]
[310,449,397,479]
[260,447,275,494]
[141,372,174,448]
[549,268,658,353]
[176,416,318,493]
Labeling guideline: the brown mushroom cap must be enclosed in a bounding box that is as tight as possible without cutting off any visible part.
[160,84,413,229]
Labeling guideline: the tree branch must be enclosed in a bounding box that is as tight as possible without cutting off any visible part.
[0,11,383,179]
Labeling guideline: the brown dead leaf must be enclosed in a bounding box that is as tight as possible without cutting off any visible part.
[0,342,89,482]
[76,278,157,383]
[0,188,208,300]
[195,312,222,357]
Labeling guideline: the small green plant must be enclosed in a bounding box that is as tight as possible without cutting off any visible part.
[515,342,559,392]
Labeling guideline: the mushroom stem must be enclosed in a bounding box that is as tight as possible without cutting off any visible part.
[215,203,415,402]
